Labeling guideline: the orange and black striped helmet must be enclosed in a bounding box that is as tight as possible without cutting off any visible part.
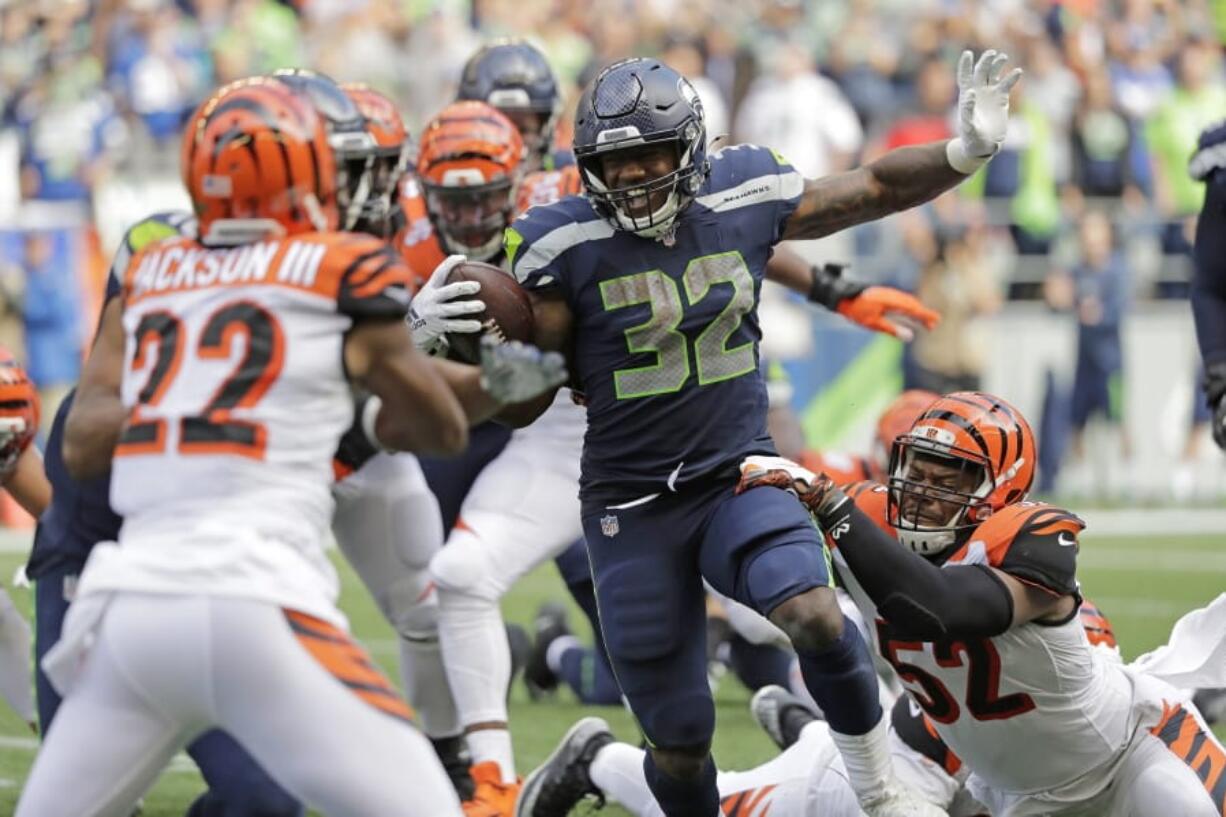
[341,83,411,235]
[181,77,337,244]
[1079,600,1118,653]
[887,391,1036,555]
[872,389,938,478]
[0,348,38,474]
[416,101,524,261]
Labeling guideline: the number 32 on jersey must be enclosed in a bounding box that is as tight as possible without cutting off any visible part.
[602,251,756,400]
[116,300,284,459]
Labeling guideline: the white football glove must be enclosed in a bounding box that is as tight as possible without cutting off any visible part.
[406,254,485,356]
[478,335,568,404]
[947,49,1023,174]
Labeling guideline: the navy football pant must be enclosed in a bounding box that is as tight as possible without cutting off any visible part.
[34,566,302,817]
[552,538,621,705]
[582,478,831,749]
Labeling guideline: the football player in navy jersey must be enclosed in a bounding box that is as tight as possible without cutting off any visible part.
[457,39,574,173]
[505,52,1020,817]
[1190,121,1226,451]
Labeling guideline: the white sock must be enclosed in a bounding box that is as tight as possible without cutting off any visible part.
[589,742,662,817]
[829,712,893,802]
[545,635,581,675]
[0,589,32,727]
[466,727,516,783]
[398,635,460,738]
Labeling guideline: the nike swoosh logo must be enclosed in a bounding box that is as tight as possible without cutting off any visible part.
[1057,533,1077,547]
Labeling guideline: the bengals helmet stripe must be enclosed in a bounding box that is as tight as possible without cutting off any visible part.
[890,391,1036,556]
[917,409,992,461]
[183,77,337,242]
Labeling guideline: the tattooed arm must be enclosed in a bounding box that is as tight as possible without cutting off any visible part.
[781,142,964,241]
[782,49,1022,242]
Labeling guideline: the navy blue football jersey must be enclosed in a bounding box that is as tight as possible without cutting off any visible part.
[27,211,194,579]
[507,144,804,500]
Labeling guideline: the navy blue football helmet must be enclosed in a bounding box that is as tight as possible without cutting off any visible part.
[573,58,708,238]
[273,68,377,230]
[458,40,560,165]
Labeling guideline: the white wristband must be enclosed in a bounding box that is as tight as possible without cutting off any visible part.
[946,138,993,175]
[360,395,389,451]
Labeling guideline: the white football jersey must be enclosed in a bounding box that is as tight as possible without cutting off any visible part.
[832,483,1137,800]
[82,230,412,627]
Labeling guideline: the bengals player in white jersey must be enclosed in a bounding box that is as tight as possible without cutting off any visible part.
[518,600,1139,817]
[0,349,47,732]
[736,392,1226,816]
[16,76,564,817]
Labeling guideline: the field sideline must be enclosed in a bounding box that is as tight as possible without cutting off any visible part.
[0,531,1222,816]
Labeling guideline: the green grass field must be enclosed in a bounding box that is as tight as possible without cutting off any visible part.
[0,532,1222,815]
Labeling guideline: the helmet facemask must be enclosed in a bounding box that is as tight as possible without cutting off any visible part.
[887,436,995,557]
[423,176,516,262]
[578,125,704,239]
[489,90,557,170]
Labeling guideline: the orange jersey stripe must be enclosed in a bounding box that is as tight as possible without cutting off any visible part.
[285,610,415,724]
[1151,701,1226,815]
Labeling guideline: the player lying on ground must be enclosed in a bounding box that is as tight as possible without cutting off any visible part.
[734,392,1226,816]
[519,596,1225,817]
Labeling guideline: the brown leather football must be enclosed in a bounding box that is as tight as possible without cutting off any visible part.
[444,260,535,364]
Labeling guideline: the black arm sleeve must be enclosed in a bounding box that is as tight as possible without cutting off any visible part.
[818,497,1014,641]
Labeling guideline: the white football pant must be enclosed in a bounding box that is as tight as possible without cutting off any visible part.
[333,451,460,738]
[17,593,462,817]
[429,429,583,734]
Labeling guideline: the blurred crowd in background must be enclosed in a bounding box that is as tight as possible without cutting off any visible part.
[0,0,1223,506]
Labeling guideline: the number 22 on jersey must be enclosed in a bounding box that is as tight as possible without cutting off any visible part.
[601,251,756,400]
[117,300,284,459]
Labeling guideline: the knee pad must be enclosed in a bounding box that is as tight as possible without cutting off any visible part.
[741,541,830,617]
[428,532,496,601]
[597,566,680,663]
[638,689,716,749]
[377,571,439,642]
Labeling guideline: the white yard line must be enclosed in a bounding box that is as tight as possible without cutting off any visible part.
[1079,549,1226,573]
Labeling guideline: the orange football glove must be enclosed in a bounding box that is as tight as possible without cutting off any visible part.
[0,350,38,478]
[836,286,941,341]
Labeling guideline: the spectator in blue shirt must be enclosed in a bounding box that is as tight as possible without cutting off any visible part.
[1046,210,1133,497]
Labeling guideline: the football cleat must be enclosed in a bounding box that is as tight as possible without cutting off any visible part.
[516,717,613,817]
[463,760,521,817]
[524,602,571,700]
[750,685,821,751]
[431,734,475,801]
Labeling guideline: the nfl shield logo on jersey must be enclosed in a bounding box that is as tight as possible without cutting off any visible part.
[600,514,619,538]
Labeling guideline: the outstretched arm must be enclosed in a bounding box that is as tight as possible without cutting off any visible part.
[765,246,939,340]
[782,50,1021,242]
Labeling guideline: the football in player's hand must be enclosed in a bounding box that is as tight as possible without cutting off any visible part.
[444,261,535,364]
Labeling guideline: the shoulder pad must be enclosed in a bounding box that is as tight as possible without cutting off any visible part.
[951,503,1083,597]
[824,480,892,549]
[505,197,609,290]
